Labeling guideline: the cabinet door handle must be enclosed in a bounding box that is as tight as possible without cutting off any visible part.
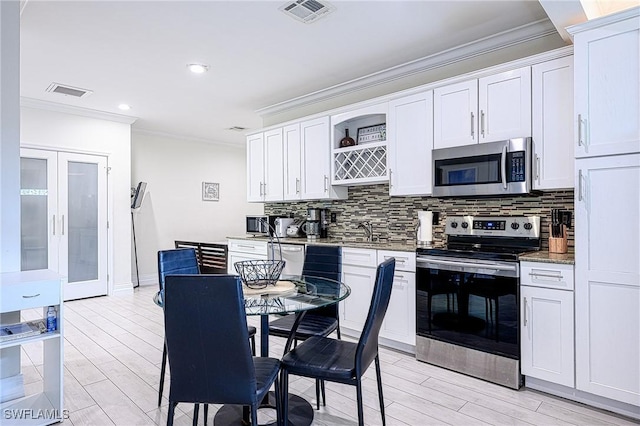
[259,182,263,196]
[263,182,267,196]
[61,215,65,236]
[578,169,583,201]
[52,215,56,236]
[523,297,528,326]
[529,272,562,280]
[577,114,583,147]
[324,175,328,192]
[480,110,485,137]
[22,293,41,299]
[295,178,300,194]
[470,112,475,138]
[535,155,540,181]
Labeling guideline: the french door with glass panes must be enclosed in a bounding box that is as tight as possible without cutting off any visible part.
[20,148,108,300]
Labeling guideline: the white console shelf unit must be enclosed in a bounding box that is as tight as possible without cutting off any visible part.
[0,269,64,426]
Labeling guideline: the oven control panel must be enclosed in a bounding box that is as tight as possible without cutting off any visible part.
[446,216,540,238]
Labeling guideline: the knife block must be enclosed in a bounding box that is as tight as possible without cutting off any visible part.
[548,224,568,254]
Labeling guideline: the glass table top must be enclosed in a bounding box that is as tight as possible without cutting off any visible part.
[154,274,350,316]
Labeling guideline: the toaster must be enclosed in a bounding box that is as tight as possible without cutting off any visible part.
[286,219,306,238]
[274,218,295,238]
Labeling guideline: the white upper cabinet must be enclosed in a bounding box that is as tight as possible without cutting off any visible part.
[532,56,574,190]
[434,80,478,148]
[331,103,388,186]
[283,123,302,201]
[479,67,531,142]
[575,153,640,406]
[246,132,265,202]
[246,129,284,202]
[571,9,640,157]
[301,116,347,200]
[387,91,433,196]
[434,66,531,149]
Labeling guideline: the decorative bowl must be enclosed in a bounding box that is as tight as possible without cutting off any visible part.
[234,260,285,289]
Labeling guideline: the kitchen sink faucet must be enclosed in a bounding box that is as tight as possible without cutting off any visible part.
[357,221,373,242]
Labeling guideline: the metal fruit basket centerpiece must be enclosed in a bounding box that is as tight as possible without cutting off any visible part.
[235,218,286,289]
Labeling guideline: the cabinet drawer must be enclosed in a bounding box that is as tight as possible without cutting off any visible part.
[520,261,574,290]
[377,250,416,272]
[342,247,377,268]
[1,274,60,313]
[228,239,268,256]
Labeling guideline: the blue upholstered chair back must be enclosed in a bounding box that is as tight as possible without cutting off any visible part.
[356,258,395,374]
[163,274,257,404]
[157,248,199,291]
[301,245,342,318]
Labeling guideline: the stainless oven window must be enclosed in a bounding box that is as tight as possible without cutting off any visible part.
[416,257,520,359]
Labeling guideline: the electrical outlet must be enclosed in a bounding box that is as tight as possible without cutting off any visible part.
[331,213,337,223]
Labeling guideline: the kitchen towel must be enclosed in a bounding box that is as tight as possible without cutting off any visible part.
[417,211,433,243]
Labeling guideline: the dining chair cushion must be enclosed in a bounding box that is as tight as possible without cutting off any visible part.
[254,357,281,400]
[267,313,337,340]
[280,335,357,382]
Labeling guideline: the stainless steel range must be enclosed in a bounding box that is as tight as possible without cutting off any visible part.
[415,215,540,389]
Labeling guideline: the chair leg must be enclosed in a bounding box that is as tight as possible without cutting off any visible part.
[158,342,168,406]
[203,404,208,426]
[321,380,326,406]
[355,378,364,426]
[375,355,386,426]
[192,404,199,426]
[274,375,282,426]
[167,401,176,426]
[251,403,258,426]
[250,334,256,356]
[315,380,320,410]
[282,370,289,425]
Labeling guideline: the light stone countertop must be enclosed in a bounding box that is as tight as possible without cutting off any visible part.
[518,251,575,265]
[227,235,417,253]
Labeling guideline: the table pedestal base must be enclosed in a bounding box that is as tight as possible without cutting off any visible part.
[214,391,313,426]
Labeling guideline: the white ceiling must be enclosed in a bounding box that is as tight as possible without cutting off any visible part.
[20,0,560,146]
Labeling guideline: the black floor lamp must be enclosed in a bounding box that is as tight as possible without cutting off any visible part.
[131,182,147,289]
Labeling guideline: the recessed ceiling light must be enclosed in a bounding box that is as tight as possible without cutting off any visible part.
[118,104,131,111]
[187,63,209,74]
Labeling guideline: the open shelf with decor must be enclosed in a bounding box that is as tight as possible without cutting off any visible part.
[331,102,388,186]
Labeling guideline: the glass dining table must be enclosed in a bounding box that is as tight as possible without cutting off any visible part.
[154,274,351,426]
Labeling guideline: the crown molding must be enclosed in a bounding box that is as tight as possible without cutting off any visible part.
[131,128,243,149]
[256,18,559,118]
[20,97,138,124]
[567,5,639,36]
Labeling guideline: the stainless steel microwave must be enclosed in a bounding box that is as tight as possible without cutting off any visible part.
[246,215,284,235]
[432,138,533,197]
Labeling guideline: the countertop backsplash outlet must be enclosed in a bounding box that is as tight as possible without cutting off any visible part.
[265,185,574,252]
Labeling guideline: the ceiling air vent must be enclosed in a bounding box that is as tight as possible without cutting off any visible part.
[46,83,93,98]
[227,126,248,132]
[279,0,335,24]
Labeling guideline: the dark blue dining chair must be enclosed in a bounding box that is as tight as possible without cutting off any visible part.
[268,245,342,408]
[156,248,257,407]
[280,258,395,426]
[163,274,282,426]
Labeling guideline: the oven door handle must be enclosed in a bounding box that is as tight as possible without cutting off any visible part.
[417,258,518,274]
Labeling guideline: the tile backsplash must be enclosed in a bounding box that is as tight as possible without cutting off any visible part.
[265,185,575,252]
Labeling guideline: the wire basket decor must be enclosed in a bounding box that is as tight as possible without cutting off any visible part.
[234,260,286,289]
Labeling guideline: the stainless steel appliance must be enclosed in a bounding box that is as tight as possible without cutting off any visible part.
[274,218,294,238]
[432,138,533,197]
[286,219,306,238]
[245,215,284,236]
[268,242,304,275]
[415,215,540,389]
[305,208,321,240]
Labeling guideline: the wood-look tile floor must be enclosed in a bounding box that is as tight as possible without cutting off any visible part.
[18,286,638,425]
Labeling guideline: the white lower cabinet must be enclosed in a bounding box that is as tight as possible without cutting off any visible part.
[340,247,377,333]
[377,250,416,346]
[521,261,574,388]
[227,239,268,274]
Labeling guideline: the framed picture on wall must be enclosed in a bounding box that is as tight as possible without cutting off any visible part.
[202,182,219,201]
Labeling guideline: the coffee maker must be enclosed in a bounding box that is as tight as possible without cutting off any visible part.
[305,208,321,240]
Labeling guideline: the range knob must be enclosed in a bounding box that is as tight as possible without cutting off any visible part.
[523,223,533,230]
[461,222,469,229]
[511,222,520,230]
[450,222,458,229]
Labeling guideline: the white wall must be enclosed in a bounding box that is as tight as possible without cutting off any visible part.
[131,131,263,285]
[20,106,133,293]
